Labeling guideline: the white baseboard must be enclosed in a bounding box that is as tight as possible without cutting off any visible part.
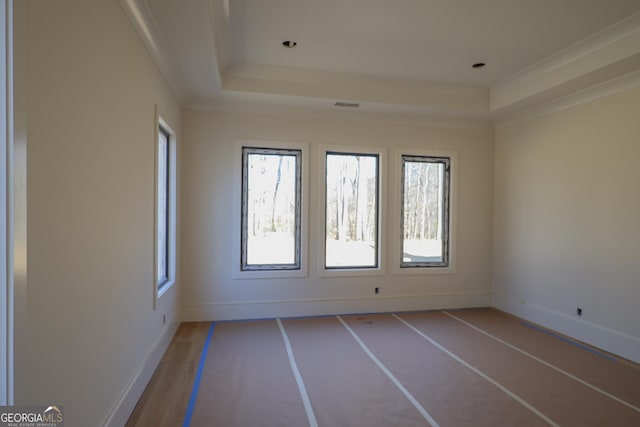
[102,313,180,427]
[493,292,640,364]
[182,292,491,322]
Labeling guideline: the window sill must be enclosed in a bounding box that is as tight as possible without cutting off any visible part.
[317,267,386,278]
[391,265,455,276]
[232,268,308,280]
[157,279,175,298]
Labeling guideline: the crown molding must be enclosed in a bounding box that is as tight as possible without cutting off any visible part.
[117,0,186,103]
[491,12,640,115]
[222,63,490,115]
[209,0,231,73]
[495,69,640,128]
[189,91,494,130]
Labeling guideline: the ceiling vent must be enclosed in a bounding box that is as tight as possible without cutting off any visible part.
[334,102,360,108]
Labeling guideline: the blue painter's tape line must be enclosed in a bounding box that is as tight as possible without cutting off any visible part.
[519,321,617,362]
[183,322,216,427]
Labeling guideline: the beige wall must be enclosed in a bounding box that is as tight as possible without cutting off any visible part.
[494,85,640,363]
[18,0,182,425]
[181,109,494,320]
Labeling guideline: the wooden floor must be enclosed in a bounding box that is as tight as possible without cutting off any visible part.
[126,322,212,426]
[126,309,640,426]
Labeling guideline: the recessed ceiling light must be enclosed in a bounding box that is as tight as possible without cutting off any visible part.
[472,62,486,69]
[282,40,297,48]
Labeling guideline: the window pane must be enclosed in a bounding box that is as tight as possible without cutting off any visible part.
[325,153,378,268]
[242,148,301,270]
[157,129,169,285]
[401,156,449,267]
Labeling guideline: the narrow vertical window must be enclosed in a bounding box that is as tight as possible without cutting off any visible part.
[156,118,176,295]
[401,155,450,267]
[157,127,170,285]
[241,147,302,271]
[325,152,379,269]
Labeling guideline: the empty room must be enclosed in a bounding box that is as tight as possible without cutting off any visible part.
[3,0,640,426]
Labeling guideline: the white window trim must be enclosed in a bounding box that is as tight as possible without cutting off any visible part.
[0,0,13,404]
[232,139,309,280]
[155,114,177,302]
[392,148,457,275]
[318,145,387,278]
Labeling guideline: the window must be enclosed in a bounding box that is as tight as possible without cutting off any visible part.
[241,147,302,271]
[400,155,450,268]
[324,152,380,269]
[156,118,176,296]
[157,127,170,284]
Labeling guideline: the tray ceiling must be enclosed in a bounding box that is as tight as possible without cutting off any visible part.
[120,0,640,124]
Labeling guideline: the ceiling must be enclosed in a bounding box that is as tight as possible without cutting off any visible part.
[119,0,640,125]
